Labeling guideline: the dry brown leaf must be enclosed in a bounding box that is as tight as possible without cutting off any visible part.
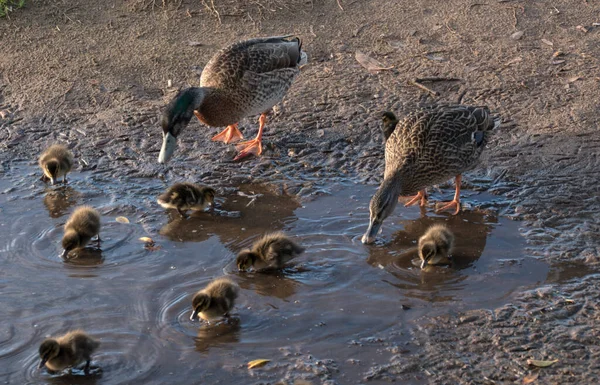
[505,56,523,66]
[355,51,393,72]
[511,31,524,40]
[567,76,581,83]
[247,359,271,369]
[527,359,558,367]
[541,39,554,47]
[139,237,153,243]
[523,372,539,384]
[552,51,563,58]
[552,60,565,65]
[576,25,588,33]
[115,216,130,224]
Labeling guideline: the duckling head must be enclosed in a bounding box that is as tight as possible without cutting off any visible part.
[190,292,211,321]
[38,339,60,369]
[362,179,400,244]
[381,111,399,142]
[419,240,451,269]
[236,250,259,271]
[44,160,61,185]
[201,187,216,205]
[61,230,82,259]
[159,88,205,164]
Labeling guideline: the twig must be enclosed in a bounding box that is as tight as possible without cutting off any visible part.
[408,80,439,97]
[416,77,462,82]
[201,0,221,24]
[456,89,468,104]
[336,0,344,11]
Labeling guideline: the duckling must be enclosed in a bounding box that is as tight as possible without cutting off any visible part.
[236,232,305,271]
[190,277,239,322]
[62,206,101,259]
[381,111,399,142]
[362,106,500,244]
[38,330,100,374]
[157,182,215,218]
[158,35,308,163]
[418,224,455,269]
[39,144,74,185]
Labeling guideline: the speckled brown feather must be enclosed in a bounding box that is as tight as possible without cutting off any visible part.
[384,104,498,195]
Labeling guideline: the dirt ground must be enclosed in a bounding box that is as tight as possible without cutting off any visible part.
[1,0,600,383]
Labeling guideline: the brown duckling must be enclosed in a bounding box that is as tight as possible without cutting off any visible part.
[418,224,455,269]
[190,277,239,322]
[236,232,305,271]
[62,206,101,259]
[38,330,100,374]
[157,182,216,218]
[39,144,74,185]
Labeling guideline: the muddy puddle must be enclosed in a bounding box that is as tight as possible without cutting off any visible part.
[0,160,576,384]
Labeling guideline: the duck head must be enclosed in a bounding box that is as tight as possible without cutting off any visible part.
[362,179,401,244]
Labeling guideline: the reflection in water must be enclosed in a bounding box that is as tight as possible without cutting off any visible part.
[64,247,104,272]
[159,184,300,250]
[39,369,102,385]
[236,271,299,300]
[194,318,241,353]
[43,187,80,218]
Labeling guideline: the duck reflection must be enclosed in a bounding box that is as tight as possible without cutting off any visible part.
[159,184,300,251]
[367,210,496,302]
[43,187,80,218]
[236,272,298,300]
[194,317,241,353]
[63,247,104,267]
[41,368,102,384]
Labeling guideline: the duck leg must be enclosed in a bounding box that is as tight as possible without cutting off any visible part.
[233,113,267,161]
[437,175,462,215]
[84,359,90,375]
[403,190,428,207]
[96,234,102,248]
[210,123,244,144]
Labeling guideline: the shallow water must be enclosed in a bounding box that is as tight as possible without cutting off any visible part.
[0,161,562,384]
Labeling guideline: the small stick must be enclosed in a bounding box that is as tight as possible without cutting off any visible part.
[408,80,440,97]
[336,0,344,11]
[416,77,462,82]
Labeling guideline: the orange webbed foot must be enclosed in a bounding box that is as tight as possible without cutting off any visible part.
[233,138,263,161]
[212,124,244,144]
[404,190,428,207]
[436,199,461,215]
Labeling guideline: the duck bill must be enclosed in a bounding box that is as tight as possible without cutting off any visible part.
[61,249,70,260]
[190,309,200,321]
[420,259,428,269]
[361,220,382,244]
[38,359,47,369]
[158,132,177,164]
[50,177,56,185]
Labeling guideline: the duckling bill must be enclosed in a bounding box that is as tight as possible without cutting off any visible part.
[38,330,100,374]
[157,182,215,218]
[236,232,304,271]
[418,224,454,269]
[39,144,74,185]
[190,277,239,322]
[62,206,101,259]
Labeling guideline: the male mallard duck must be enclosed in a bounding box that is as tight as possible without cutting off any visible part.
[158,35,308,163]
[62,206,101,259]
[39,144,74,185]
[418,224,454,268]
[236,232,304,271]
[190,277,239,322]
[157,182,215,218]
[38,330,100,374]
[362,106,499,244]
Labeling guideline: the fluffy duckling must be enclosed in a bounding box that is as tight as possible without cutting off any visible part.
[38,330,100,374]
[381,111,399,142]
[157,182,216,218]
[236,232,305,271]
[62,206,101,259]
[190,277,239,322]
[39,144,74,185]
[418,225,455,269]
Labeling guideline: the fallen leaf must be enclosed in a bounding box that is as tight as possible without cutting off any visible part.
[355,51,393,72]
[425,53,446,61]
[188,41,203,46]
[567,76,581,83]
[115,216,130,224]
[511,31,524,40]
[247,359,271,369]
[576,25,588,33]
[552,51,563,58]
[541,39,554,47]
[527,359,558,368]
[552,60,565,65]
[505,56,523,66]
[523,372,539,384]
[139,237,153,243]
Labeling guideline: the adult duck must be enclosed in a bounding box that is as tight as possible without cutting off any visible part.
[159,35,308,163]
[362,105,500,244]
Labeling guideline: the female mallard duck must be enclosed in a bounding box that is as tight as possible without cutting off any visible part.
[190,277,239,323]
[39,144,74,185]
[62,206,101,259]
[157,182,215,218]
[159,35,308,163]
[362,106,499,244]
[381,111,399,142]
[418,224,454,268]
[236,232,305,271]
[38,330,100,374]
